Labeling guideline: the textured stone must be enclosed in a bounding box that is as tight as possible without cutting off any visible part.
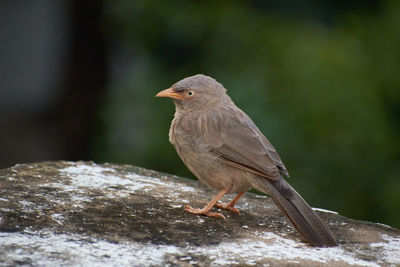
[0,161,399,266]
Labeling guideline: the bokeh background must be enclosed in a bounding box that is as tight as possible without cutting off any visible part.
[1,0,400,228]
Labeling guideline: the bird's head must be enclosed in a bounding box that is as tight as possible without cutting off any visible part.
[156,74,229,112]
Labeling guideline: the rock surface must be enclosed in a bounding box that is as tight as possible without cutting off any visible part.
[0,161,399,266]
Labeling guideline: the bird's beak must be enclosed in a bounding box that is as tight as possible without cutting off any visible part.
[155,88,184,100]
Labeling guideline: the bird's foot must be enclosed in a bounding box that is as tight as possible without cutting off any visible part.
[184,206,226,220]
[214,202,240,214]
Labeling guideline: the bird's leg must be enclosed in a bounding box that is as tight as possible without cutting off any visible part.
[214,192,244,214]
[185,189,228,220]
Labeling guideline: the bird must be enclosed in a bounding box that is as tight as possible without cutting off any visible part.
[156,74,337,247]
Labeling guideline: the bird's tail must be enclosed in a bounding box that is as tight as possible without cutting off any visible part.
[250,176,337,247]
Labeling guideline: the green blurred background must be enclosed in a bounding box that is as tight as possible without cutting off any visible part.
[1,0,399,228]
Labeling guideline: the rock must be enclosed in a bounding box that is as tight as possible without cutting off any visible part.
[0,161,399,266]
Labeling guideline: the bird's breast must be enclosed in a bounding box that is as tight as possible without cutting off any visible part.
[170,114,217,172]
[170,114,211,161]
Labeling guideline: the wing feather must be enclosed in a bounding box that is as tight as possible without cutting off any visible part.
[202,106,289,180]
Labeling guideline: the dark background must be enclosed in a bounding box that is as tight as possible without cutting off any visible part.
[1,0,400,228]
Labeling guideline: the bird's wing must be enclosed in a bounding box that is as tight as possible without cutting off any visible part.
[201,106,289,181]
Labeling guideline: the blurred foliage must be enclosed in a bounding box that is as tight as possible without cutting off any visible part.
[93,0,400,228]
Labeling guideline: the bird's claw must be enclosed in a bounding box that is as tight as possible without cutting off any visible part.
[184,206,226,220]
[214,202,240,214]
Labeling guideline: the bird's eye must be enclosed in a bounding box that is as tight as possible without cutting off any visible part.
[187,91,194,97]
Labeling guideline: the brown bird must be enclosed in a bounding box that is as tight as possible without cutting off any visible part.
[156,74,337,247]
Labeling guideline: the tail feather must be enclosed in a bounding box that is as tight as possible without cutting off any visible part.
[251,176,337,247]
